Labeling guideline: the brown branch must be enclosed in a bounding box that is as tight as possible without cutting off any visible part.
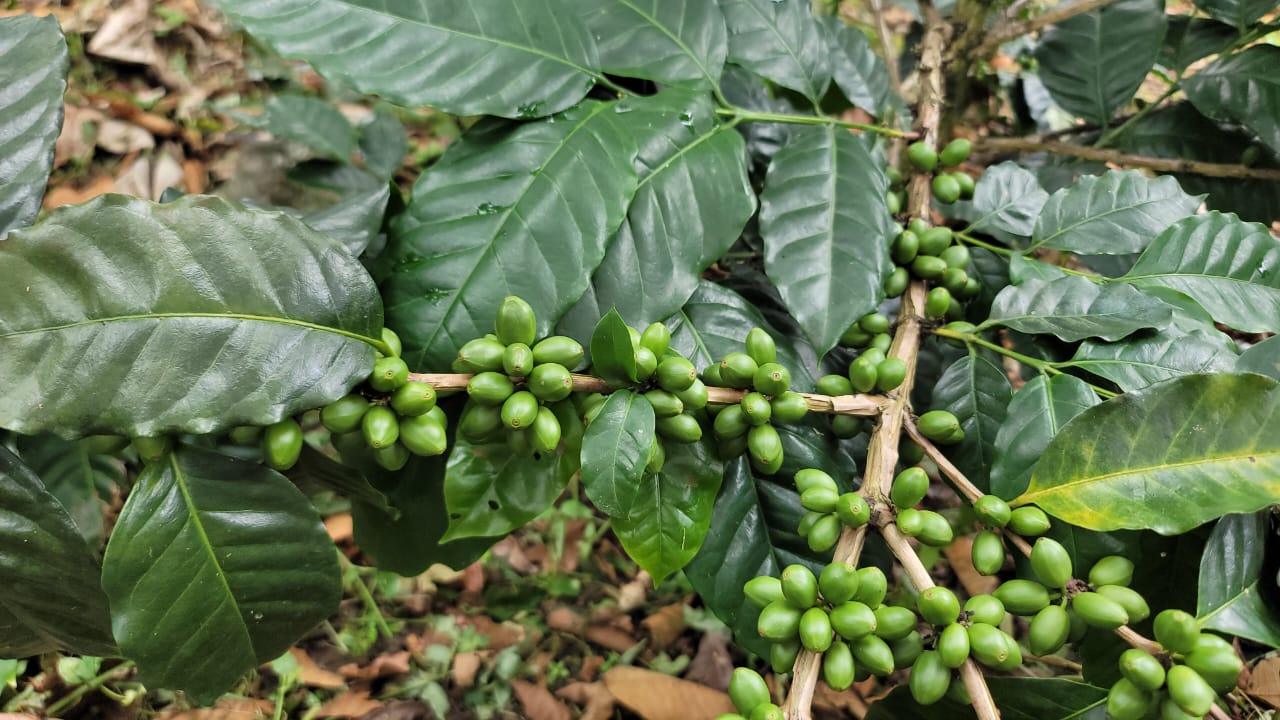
[976,137,1280,181]
[407,372,889,415]
[973,0,1126,59]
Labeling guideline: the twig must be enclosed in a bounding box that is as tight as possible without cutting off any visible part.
[715,107,915,138]
[973,0,1126,58]
[867,0,902,98]
[45,662,136,717]
[975,137,1280,181]
[1115,626,1162,656]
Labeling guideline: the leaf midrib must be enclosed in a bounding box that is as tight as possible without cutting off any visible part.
[0,311,377,347]
[1020,448,1280,503]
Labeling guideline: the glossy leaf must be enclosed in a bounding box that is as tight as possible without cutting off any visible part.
[0,194,382,438]
[965,162,1049,239]
[613,440,723,582]
[383,102,636,370]
[589,308,639,387]
[866,677,1108,720]
[236,95,357,162]
[760,126,891,357]
[559,90,754,339]
[101,447,340,702]
[583,0,727,87]
[1237,335,1280,380]
[442,435,579,541]
[930,352,1012,491]
[0,445,115,658]
[15,434,118,544]
[981,275,1172,342]
[214,0,600,119]
[0,15,67,236]
[1197,512,1280,647]
[825,17,892,115]
[1120,211,1280,333]
[1159,16,1238,71]
[580,391,656,518]
[1019,373,1280,534]
[287,445,394,518]
[990,375,1101,500]
[302,183,391,257]
[1192,0,1276,29]
[357,111,408,182]
[1007,254,1069,284]
[1185,45,1280,156]
[1034,0,1166,125]
[1029,170,1202,255]
[719,0,830,104]
[1069,328,1238,392]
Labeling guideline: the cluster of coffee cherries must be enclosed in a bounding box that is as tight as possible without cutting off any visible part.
[315,328,445,470]
[454,297,585,456]
[886,137,975,209]
[1108,609,1244,720]
[796,468,870,552]
[706,328,809,474]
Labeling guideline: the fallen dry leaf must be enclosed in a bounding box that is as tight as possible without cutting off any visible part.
[603,666,736,720]
[641,603,686,651]
[459,615,527,650]
[557,681,617,720]
[43,175,116,209]
[338,651,411,680]
[451,651,482,689]
[86,0,160,66]
[96,119,155,155]
[587,625,638,654]
[683,632,734,691]
[1246,656,1279,708]
[943,535,999,596]
[512,679,573,720]
[288,648,345,689]
[54,105,104,168]
[313,691,383,719]
[158,697,273,720]
[324,513,353,543]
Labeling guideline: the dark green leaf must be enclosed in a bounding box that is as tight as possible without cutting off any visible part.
[1007,254,1069,284]
[930,352,1012,491]
[442,435,578,541]
[1237,335,1280,380]
[1120,211,1280,333]
[719,65,799,168]
[358,111,408,182]
[1192,0,1276,29]
[1034,0,1166,125]
[15,434,118,544]
[825,18,891,115]
[1185,45,1280,156]
[236,95,357,162]
[1019,373,1280,534]
[286,445,394,518]
[613,440,723,581]
[558,90,754,339]
[102,447,340,702]
[719,0,830,104]
[580,391,656,518]
[1069,328,1237,392]
[383,102,637,370]
[990,374,1101,499]
[0,445,115,658]
[583,0,727,87]
[0,194,382,438]
[1029,170,1202,255]
[981,275,1172,342]
[867,677,1107,720]
[965,162,1049,238]
[1197,512,1280,647]
[590,308,639,387]
[1159,16,1239,71]
[214,0,600,118]
[760,126,891,356]
[302,184,390,256]
[0,15,67,236]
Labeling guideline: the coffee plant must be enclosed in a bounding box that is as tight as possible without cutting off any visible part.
[1,0,1278,717]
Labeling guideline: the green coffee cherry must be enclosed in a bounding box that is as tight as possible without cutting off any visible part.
[634,346,658,381]
[1119,649,1166,692]
[891,467,929,508]
[495,296,537,346]
[918,226,953,256]
[940,425,965,445]
[227,426,262,446]
[390,381,437,416]
[468,372,515,405]
[747,424,783,470]
[675,379,709,411]
[896,508,924,536]
[819,562,860,605]
[918,410,960,441]
[886,191,902,215]
[917,511,955,547]
[740,392,772,426]
[656,413,702,443]
[971,530,1006,575]
[872,604,918,641]
[501,391,539,430]
[1072,591,1129,629]
[532,335,584,368]
[379,327,402,358]
[646,389,685,418]
[1153,609,1201,654]
[459,403,503,442]
[830,601,877,639]
[940,244,971,270]
[892,631,925,670]
[770,392,808,423]
[770,638,801,675]
[702,362,723,386]
[1185,644,1244,692]
[892,230,920,264]
[870,333,892,352]
[83,434,131,455]
[807,514,841,553]
[875,358,907,392]
[455,337,506,373]
[816,374,853,397]
[967,623,1014,670]
[745,327,777,365]
[1028,605,1071,656]
[714,404,750,439]
[910,651,951,706]
[322,394,370,434]
[1107,678,1154,720]
[745,576,785,609]
[640,322,671,357]
[361,406,400,449]
[899,439,925,465]
[932,174,961,204]
[952,172,975,199]
[994,579,1051,616]
[884,267,910,297]
[907,141,938,172]
[1031,537,1073,589]
[749,704,784,720]
[728,668,771,715]
[911,255,948,279]
[937,622,970,669]
[400,414,448,456]
[1166,665,1215,717]
[1160,697,1202,720]
[841,324,872,347]
[854,567,888,607]
[1088,555,1135,588]
[918,587,961,626]
[531,407,562,454]
[373,442,410,471]
[973,495,1011,527]
[801,487,839,514]
[964,594,1006,626]
[1096,584,1150,623]
[526,363,573,402]
[848,356,877,393]
[823,640,856,691]
[720,352,759,389]
[925,287,951,319]
[941,267,970,295]
[758,600,803,640]
[800,607,834,652]
[262,418,303,471]
[851,634,895,676]
[502,342,534,377]
[1007,506,1051,536]
[781,564,819,608]
[657,357,697,392]
[830,415,865,439]
[795,468,838,495]
[370,356,409,392]
[939,138,972,168]
[835,492,871,527]
[753,363,791,396]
